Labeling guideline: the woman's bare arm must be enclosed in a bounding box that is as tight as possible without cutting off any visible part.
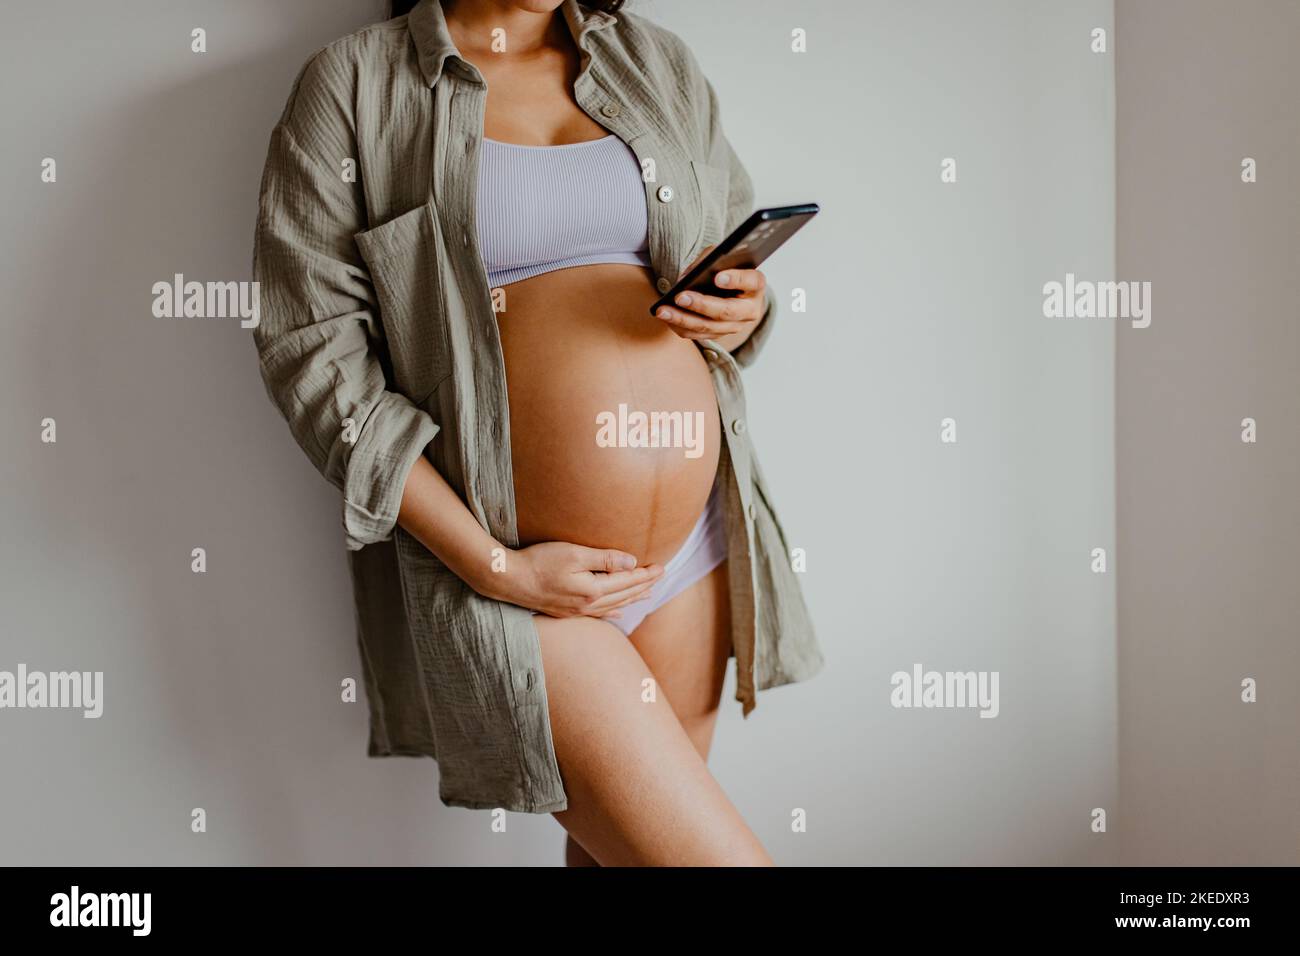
[396,456,664,619]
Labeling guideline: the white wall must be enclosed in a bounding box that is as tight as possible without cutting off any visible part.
[0,0,1115,865]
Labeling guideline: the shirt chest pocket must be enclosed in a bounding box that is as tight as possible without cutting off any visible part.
[688,159,732,259]
[355,200,453,405]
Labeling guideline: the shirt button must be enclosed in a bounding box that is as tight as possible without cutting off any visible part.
[463,231,470,246]
[656,277,672,293]
[731,418,747,436]
[656,185,674,203]
[601,103,620,118]
[747,502,757,521]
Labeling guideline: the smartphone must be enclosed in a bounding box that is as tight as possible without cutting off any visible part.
[649,203,820,315]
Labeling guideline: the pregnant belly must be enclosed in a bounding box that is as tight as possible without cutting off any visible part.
[498,263,722,567]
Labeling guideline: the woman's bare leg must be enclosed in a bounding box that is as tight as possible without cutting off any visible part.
[537,569,769,866]
[626,560,733,760]
[561,561,737,866]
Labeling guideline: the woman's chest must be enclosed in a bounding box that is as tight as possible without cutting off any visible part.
[474,50,609,147]
[352,67,730,402]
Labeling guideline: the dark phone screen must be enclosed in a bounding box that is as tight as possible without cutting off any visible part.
[650,204,818,313]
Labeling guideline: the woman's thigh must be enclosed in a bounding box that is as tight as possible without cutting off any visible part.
[536,586,769,866]
[626,559,733,760]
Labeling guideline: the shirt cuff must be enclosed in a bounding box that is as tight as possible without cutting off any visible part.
[341,392,440,551]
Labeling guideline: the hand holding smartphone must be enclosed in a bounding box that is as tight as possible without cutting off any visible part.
[649,203,820,315]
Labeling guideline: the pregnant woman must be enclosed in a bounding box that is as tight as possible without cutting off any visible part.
[253,0,821,866]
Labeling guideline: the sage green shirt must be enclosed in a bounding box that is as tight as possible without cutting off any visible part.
[252,0,822,813]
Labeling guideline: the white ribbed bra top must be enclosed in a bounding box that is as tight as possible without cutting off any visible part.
[476,133,652,288]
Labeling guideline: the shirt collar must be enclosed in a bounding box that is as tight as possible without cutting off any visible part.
[408,0,618,88]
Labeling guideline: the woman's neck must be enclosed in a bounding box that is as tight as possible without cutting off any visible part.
[443,0,566,57]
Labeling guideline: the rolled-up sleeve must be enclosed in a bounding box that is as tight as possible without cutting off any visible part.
[252,52,438,551]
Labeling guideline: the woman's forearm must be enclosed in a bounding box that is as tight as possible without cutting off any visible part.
[395,456,663,618]
[396,455,504,598]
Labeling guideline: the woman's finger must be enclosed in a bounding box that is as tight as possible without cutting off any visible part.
[535,579,652,619]
[587,580,658,613]
[672,289,759,323]
[578,563,665,597]
[574,546,640,573]
[712,268,765,294]
[654,305,748,336]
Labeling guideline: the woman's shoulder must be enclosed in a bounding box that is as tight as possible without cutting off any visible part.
[274,19,416,135]
[600,9,716,135]
[605,8,709,87]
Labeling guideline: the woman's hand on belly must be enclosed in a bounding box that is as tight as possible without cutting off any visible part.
[653,248,768,354]
[397,456,662,623]
[479,541,665,621]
